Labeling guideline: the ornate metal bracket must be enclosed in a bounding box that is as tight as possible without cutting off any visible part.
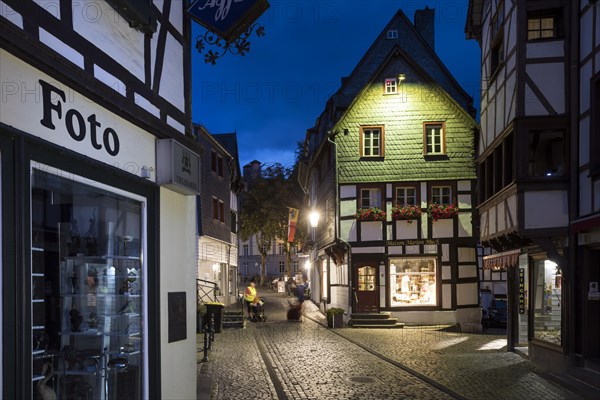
[195,23,266,65]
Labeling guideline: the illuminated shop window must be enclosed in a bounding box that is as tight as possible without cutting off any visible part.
[533,259,562,345]
[390,257,436,306]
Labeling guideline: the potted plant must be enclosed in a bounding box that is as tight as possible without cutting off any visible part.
[197,302,207,333]
[355,207,386,221]
[326,307,345,328]
[391,204,422,223]
[427,203,459,221]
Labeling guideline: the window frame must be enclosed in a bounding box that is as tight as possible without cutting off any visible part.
[360,126,385,158]
[526,9,562,41]
[212,197,225,223]
[360,188,383,209]
[384,78,398,94]
[431,186,453,205]
[423,122,446,156]
[395,186,418,206]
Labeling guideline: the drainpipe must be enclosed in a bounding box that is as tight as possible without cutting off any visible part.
[327,132,353,312]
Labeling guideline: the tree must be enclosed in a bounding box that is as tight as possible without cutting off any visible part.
[239,162,307,286]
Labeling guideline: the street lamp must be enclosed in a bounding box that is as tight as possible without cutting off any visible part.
[309,210,320,228]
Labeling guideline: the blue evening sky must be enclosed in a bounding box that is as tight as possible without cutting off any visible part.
[191,0,481,169]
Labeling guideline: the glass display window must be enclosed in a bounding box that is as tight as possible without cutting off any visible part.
[31,165,146,400]
[532,259,562,346]
[389,257,437,306]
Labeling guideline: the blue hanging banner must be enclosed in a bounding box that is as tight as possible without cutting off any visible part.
[187,0,270,41]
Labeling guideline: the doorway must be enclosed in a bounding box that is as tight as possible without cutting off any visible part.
[353,262,379,313]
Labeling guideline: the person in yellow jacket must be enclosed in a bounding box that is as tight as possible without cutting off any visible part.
[243,280,257,319]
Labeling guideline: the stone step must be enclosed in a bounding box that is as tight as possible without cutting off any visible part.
[350,322,405,329]
[349,317,400,325]
[349,312,392,320]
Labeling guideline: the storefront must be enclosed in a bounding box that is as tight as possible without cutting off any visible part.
[1,49,198,399]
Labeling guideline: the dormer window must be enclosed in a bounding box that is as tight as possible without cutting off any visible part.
[384,78,397,94]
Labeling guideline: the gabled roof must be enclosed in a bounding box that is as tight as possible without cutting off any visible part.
[334,7,475,117]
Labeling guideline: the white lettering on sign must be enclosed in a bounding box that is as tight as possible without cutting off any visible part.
[198,0,245,22]
[39,79,120,156]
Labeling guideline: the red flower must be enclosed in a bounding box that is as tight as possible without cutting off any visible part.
[427,203,459,221]
[355,207,386,221]
[391,205,422,223]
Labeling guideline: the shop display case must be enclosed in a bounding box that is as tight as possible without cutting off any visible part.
[57,224,142,400]
[390,257,437,306]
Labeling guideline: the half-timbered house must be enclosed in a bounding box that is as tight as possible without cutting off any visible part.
[1,1,199,398]
[466,0,600,387]
[301,7,481,328]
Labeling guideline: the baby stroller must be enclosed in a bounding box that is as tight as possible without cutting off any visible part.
[250,299,267,322]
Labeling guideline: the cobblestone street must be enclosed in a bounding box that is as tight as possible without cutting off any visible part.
[197,290,595,400]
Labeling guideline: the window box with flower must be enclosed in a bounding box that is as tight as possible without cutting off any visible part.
[355,207,386,221]
[427,203,459,221]
[391,205,422,223]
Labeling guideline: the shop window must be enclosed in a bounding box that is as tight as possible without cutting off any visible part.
[390,257,437,306]
[424,123,445,155]
[31,167,144,399]
[591,75,600,176]
[360,126,384,157]
[322,260,328,299]
[532,259,562,346]
[528,130,565,177]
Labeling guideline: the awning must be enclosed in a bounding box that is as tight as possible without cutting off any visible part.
[483,249,520,270]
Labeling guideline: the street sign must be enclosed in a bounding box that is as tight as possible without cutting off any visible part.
[187,0,270,42]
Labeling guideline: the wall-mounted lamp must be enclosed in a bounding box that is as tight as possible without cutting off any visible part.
[309,210,320,228]
[398,74,406,81]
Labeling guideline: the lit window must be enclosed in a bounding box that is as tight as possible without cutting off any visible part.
[431,186,452,205]
[360,188,382,209]
[532,259,562,346]
[527,11,560,41]
[389,257,437,307]
[396,187,416,206]
[424,123,445,155]
[384,78,397,94]
[361,127,384,157]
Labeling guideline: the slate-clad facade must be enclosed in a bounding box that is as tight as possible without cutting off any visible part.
[1,1,199,398]
[301,7,481,327]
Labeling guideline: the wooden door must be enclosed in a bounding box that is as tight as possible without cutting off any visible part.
[354,263,379,313]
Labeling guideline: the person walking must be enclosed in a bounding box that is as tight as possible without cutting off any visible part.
[243,280,257,319]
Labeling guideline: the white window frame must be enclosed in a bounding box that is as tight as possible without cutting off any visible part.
[360,188,382,209]
[424,123,445,155]
[384,78,397,94]
[431,186,452,205]
[361,127,384,157]
[387,29,398,39]
[395,187,417,206]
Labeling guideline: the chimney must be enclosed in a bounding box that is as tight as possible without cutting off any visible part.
[414,7,435,50]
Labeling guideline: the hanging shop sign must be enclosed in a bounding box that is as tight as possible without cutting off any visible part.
[187,0,270,41]
[156,139,201,196]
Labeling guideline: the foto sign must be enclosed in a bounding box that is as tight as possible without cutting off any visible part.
[187,0,270,41]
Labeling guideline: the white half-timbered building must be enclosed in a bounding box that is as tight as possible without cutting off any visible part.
[1,1,199,398]
[467,0,600,388]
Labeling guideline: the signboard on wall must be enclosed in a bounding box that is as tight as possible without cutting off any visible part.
[187,0,270,41]
[168,292,187,343]
[157,139,201,196]
[519,268,525,314]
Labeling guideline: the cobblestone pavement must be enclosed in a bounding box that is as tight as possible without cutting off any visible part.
[198,289,587,400]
